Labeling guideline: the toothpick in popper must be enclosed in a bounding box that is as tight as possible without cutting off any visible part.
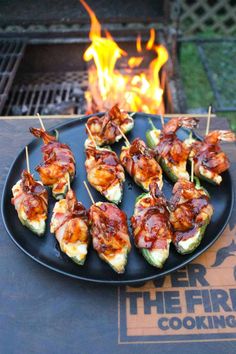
[117,126,130,147]
[160,114,165,128]
[83,181,95,205]
[191,158,194,183]
[25,146,30,173]
[37,113,46,131]
[205,106,212,136]
[85,123,97,147]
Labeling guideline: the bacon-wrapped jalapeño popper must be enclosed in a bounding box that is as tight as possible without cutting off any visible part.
[11,169,48,236]
[30,128,76,200]
[50,189,89,265]
[89,201,131,273]
[146,117,198,182]
[131,182,172,268]
[85,140,125,204]
[120,138,163,191]
[184,130,236,185]
[86,104,134,146]
[169,178,213,254]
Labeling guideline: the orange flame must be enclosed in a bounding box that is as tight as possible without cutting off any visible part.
[146,28,155,50]
[81,0,168,114]
[136,35,142,53]
[128,57,144,69]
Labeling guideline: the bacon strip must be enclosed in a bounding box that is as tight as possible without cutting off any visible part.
[120,138,163,191]
[89,202,131,257]
[11,170,48,228]
[30,127,75,198]
[85,144,125,201]
[169,179,213,244]
[190,140,229,183]
[86,104,133,146]
[131,182,172,250]
[51,190,88,241]
[154,117,198,179]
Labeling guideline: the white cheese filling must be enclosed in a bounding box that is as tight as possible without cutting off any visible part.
[178,230,201,252]
[199,166,222,184]
[148,240,171,267]
[149,129,161,145]
[61,241,87,260]
[105,183,122,203]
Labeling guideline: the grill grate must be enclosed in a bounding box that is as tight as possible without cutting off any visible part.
[0,39,26,114]
[197,39,236,112]
[2,72,88,116]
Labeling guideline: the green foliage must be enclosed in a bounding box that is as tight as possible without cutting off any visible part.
[180,42,214,108]
[180,43,236,132]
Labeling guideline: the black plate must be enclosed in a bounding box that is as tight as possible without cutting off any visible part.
[1,113,234,284]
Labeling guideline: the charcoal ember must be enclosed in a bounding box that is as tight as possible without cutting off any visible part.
[41,101,75,115]
[71,86,84,98]
[11,104,29,115]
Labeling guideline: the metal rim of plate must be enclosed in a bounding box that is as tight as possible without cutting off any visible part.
[1,113,235,285]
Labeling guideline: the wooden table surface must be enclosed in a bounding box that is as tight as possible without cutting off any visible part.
[0,116,235,354]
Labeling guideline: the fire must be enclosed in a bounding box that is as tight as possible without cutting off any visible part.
[81,0,168,114]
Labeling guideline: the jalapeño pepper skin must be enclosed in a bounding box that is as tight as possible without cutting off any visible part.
[169,178,213,255]
[131,185,172,268]
[174,220,210,255]
[120,138,163,192]
[146,120,191,183]
[50,190,89,266]
[89,202,131,273]
[184,129,236,185]
[85,143,125,204]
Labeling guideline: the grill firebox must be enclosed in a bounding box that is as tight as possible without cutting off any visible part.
[0,37,185,116]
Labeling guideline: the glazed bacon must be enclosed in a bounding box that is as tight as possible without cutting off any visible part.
[30,128,75,199]
[50,189,89,264]
[169,178,213,245]
[188,130,236,184]
[11,170,48,229]
[86,104,133,146]
[155,117,198,180]
[85,144,125,202]
[89,202,131,258]
[131,182,172,251]
[120,138,163,191]
[51,190,88,242]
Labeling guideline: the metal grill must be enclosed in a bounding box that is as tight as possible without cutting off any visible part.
[0,39,26,114]
[2,72,88,116]
[197,39,236,112]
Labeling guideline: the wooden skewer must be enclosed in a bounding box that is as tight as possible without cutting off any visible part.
[205,106,212,136]
[160,114,164,127]
[0,113,216,120]
[85,123,97,147]
[37,113,46,131]
[191,158,194,183]
[67,173,71,191]
[129,112,136,117]
[117,126,130,147]
[25,146,30,173]
[83,181,95,204]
